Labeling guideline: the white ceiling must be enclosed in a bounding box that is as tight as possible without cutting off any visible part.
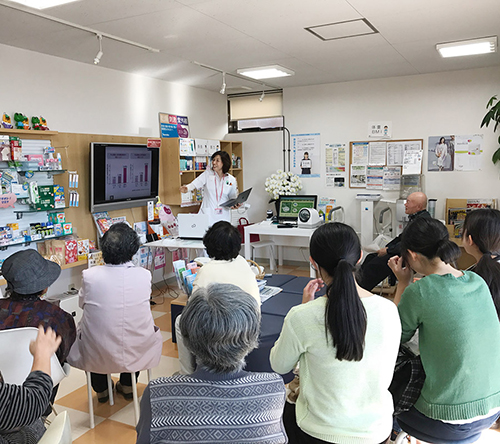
[1,0,499,93]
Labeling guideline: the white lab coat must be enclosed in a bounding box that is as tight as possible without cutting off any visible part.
[186,169,238,225]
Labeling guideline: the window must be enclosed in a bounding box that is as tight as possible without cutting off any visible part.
[228,91,284,133]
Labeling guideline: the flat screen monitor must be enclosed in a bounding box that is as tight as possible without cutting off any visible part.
[90,142,160,212]
[277,195,317,222]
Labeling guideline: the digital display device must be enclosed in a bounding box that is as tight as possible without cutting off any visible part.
[277,195,317,222]
[90,143,160,212]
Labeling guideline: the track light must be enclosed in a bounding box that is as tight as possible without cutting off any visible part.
[93,34,103,65]
[259,91,265,102]
[219,72,226,94]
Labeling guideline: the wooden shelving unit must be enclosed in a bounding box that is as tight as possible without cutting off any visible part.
[0,128,59,136]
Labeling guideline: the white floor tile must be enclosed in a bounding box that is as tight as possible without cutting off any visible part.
[151,311,165,320]
[147,356,180,381]
[108,399,140,426]
[55,366,87,399]
[160,331,172,342]
[50,405,106,441]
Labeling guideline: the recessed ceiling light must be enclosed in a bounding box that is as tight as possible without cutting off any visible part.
[436,36,497,58]
[237,65,294,80]
[8,0,79,9]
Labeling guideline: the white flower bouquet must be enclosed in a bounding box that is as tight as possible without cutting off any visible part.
[264,169,303,201]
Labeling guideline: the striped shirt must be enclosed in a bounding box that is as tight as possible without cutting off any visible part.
[0,371,52,444]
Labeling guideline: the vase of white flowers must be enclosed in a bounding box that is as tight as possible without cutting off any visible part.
[264,170,303,203]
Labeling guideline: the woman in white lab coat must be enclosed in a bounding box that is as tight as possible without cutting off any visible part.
[180,151,238,225]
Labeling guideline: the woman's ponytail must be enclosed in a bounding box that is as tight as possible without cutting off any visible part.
[463,209,500,320]
[475,253,500,319]
[325,259,367,361]
[436,238,461,265]
[310,223,367,362]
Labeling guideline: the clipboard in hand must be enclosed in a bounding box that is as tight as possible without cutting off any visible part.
[220,188,252,208]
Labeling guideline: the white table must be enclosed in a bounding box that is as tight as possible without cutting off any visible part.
[243,221,316,277]
[144,237,206,269]
[146,237,205,250]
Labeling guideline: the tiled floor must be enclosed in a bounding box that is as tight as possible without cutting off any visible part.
[47,260,500,443]
[48,261,310,444]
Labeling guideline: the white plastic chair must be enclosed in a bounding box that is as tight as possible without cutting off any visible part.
[250,240,276,271]
[0,327,70,386]
[85,369,153,428]
[38,410,72,444]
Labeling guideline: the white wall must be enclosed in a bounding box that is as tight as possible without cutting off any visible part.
[231,66,500,261]
[0,43,227,138]
[0,44,228,296]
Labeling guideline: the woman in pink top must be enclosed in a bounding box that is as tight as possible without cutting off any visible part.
[68,223,162,402]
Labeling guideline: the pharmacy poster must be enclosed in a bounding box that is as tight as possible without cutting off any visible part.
[454,134,483,171]
[291,133,321,178]
[159,113,190,138]
[325,143,346,187]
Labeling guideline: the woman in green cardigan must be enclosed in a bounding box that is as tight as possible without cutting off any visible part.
[389,217,500,443]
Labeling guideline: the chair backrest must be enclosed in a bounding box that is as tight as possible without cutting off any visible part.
[38,410,72,444]
[0,327,69,386]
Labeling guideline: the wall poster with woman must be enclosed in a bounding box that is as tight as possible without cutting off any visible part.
[291,133,321,178]
[428,135,455,171]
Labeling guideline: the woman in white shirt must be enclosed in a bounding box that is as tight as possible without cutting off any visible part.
[180,151,238,225]
[435,137,448,171]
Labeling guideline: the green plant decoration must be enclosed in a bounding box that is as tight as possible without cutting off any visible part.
[481,95,500,165]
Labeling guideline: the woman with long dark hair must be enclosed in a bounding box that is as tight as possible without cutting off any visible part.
[389,217,500,443]
[270,222,401,444]
[462,208,500,319]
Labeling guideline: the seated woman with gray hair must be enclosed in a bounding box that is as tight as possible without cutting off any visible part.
[136,283,287,444]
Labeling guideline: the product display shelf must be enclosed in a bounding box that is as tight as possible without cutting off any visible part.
[0,233,71,250]
[13,206,69,216]
[0,130,72,247]
[0,128,58,136]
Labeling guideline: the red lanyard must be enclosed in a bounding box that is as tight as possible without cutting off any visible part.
[214,174,224,205]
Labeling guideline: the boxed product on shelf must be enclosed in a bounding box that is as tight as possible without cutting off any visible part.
[50,238,78,264]
[63,223,72,235]
[53,223,64,236]
[53,185,65,208]
[25,154,44,165]
[11,183,29,198]
[9,137,22,161]
[0,135,10,161]
[77,239,89,260]
[0,226,13,243]
[34,185,55,210]
[48,212,65,224]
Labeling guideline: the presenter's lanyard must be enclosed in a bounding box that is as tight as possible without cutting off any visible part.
[214,175,224,214]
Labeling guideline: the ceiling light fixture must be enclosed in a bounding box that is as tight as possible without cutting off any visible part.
[220,72,226,95]
[436,36,497,58]
[7,0,79,9]
[237,65,294,80]
[259,91,265,102]
[193,61,281,91]
[93,34,103,65]
[0,1,160,54]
